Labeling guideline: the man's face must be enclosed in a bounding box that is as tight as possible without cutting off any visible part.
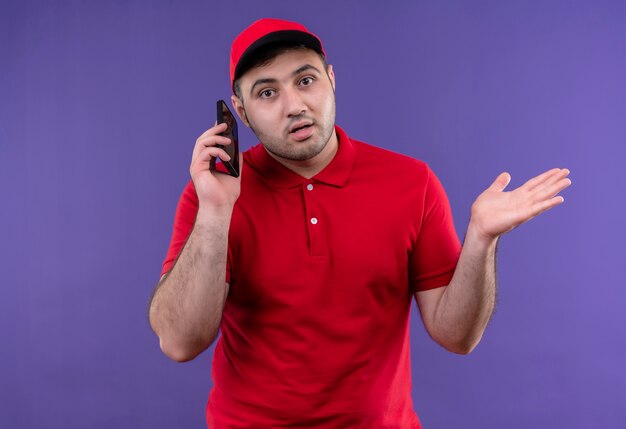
[231,49,336,162]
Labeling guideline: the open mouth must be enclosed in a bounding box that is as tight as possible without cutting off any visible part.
[290,124,312,133]
[290,123,314,141]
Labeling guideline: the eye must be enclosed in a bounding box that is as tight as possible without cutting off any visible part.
[259,88,276,99]
[299,76,315,86]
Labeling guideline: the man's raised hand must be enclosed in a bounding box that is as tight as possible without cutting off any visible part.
[190,122,242,212]
[469,168,572,243]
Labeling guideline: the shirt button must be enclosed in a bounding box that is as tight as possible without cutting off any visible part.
[306,184,314,191]
[310,217,318,225]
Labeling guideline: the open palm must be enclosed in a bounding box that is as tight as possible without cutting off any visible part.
[470,168,572,241]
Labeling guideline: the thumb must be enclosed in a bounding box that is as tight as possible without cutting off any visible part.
[489,172,511,192]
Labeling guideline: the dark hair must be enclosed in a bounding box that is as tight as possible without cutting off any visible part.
[233,41,328,101]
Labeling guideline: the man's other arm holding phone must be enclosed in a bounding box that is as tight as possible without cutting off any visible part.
[149,120,241,362]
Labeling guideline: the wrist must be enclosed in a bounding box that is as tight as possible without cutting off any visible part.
[465,222,499,249]
[195,205,233,225]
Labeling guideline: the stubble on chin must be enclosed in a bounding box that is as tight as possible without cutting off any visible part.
[253,123,334,162]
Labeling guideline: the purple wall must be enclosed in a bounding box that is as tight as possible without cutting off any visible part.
[2,1,625,428]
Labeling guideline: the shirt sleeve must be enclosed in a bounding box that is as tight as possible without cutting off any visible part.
[160,180,233,284]
[160,180,198,277]
[409,165,462,293]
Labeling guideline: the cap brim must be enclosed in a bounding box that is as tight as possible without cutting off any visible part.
[234,30,323,83]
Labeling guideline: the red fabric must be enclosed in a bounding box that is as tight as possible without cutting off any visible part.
[229,18,325,87]
[160,126,461,428]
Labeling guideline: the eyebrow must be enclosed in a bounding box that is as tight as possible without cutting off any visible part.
[249,64,323,97]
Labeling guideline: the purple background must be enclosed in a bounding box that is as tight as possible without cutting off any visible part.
[2,0,625,428]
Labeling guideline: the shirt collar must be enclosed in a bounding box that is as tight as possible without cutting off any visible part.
[248,125,355,189]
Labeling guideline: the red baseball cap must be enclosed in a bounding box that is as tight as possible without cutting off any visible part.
[230,18,326,91]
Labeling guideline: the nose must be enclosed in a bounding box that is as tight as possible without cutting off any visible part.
[282,86,307,118]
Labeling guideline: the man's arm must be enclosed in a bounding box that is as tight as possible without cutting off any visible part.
[415,168,571,354]
[149,209,232,362]
[149,122,241,362]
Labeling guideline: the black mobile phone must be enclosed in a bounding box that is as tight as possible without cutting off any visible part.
[215,99,240,177]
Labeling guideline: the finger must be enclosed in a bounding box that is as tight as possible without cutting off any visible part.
[192,135,232,160]
[522,168,562,192]
[196,134,232,148]
[198,146,231,163]
[530,195,565,218]
[541,168,570,189]
[191,146,231,170]
[535,177,572,201]
[200,121,228,137]
[489,172,512,192]
[195,123,227,143]
[195,122,229,141]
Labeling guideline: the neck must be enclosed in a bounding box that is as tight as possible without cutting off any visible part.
[266,130,339,179]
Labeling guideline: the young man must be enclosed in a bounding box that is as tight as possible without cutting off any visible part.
[149,18,571,428]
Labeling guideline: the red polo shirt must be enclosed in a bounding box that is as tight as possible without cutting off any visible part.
[161,126,461,428]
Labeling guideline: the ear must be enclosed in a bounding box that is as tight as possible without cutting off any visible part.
[326,64,335,92]
[231,94,250,128]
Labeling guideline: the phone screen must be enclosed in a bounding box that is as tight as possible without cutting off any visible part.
[216,99,240,177]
